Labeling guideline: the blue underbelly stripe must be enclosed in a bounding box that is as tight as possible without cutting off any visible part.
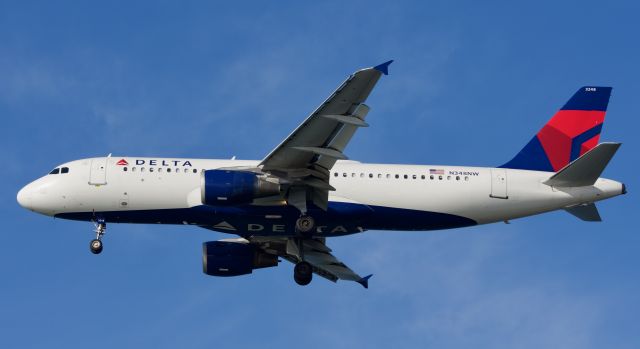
[55,202,477,236]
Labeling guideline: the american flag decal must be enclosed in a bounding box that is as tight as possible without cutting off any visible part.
[429,169,444,175]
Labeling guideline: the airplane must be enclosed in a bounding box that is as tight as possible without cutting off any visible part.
[17,61,626,288]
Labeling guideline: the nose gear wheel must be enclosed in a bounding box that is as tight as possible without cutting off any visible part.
[90,239,103,254]
[90,218,106,254]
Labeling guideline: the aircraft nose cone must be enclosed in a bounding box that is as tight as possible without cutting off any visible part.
[17,186,32,210]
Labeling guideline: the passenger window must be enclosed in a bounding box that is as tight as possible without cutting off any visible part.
[386,174,390,179]
[150,168,154,173]
[369,173,373,178]
[141,167,145,172]
[447,175,451,180]
[403,174,408,179]
[334,172,338,177]
[465,176,469,181]
[360,173,364,178]
[343,173,347,177]
[193,169,198,173]
[395,174,399,179]
[430,175,434,180]
[456,176,460,181]
[352,173,356,177]
[412,175,417,179]
[184,169,189,173]
[167,168,171,173]
[438,175,442,180]
[377,174,382,178]
[49,168,60,175]
[61,167,69,174]
[421,175,425,179]
[123,167,128,172]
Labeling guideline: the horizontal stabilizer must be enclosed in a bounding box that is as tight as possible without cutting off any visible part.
[544,142,621,187]
[564,203,602,221]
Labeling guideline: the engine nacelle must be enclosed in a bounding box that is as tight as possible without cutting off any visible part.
[202,240,278,277]
[201,169,280,206]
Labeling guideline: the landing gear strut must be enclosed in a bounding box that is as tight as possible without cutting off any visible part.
[90,218,106,254]
[295,215,315,234]
[293,213,315,285]
[294,261,313,286]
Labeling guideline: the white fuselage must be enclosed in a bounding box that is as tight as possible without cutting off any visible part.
[17,156,624,236]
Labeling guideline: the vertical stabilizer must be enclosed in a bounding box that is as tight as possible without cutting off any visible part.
[501,86,612,172]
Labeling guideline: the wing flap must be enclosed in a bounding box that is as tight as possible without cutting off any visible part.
[320,114,369,127]
[291,146,348,160]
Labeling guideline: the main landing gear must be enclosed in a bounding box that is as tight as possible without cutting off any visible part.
[292,215,315,286]
[295,215,315,234]
[90,218,106,254]
[294,261,313,286]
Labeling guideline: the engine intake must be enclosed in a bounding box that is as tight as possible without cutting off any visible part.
[201,169,280,206]
[202,240,278,277]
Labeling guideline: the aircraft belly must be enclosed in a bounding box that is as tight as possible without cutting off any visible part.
[55,200,478,236]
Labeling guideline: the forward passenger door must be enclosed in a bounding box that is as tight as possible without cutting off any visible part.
[89,158,107,185]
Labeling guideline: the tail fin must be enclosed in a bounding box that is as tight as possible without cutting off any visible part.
[501,86,612,172]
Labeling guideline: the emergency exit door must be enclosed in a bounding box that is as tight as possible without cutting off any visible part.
[490,168,508,199]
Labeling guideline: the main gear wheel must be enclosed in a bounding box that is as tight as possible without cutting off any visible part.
[295,216,315,234]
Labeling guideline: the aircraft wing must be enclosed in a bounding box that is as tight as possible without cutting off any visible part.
[259,61,392,212]
[250,236,372,288]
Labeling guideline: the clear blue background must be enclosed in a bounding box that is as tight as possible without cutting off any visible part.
[1,1,638,348]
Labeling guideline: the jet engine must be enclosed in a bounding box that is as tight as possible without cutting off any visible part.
[201,169,280,206]
[202,240,278,277]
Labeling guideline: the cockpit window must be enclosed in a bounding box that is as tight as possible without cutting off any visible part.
[49,168,60,175]
[61,167,69,174]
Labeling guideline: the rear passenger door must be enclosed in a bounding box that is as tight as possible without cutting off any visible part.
[490,168,508,199]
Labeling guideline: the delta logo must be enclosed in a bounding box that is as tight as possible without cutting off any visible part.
[116,159,129,166]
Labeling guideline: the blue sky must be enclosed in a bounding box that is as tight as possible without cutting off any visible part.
[1,1,639,348]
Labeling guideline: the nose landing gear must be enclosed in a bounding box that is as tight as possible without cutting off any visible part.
[90,218,106,254]
[90,239,103,254]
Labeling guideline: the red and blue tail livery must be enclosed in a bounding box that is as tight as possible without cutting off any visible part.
[502,86,612,172]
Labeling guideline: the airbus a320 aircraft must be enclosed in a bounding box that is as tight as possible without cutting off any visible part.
[17,61,625,288]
